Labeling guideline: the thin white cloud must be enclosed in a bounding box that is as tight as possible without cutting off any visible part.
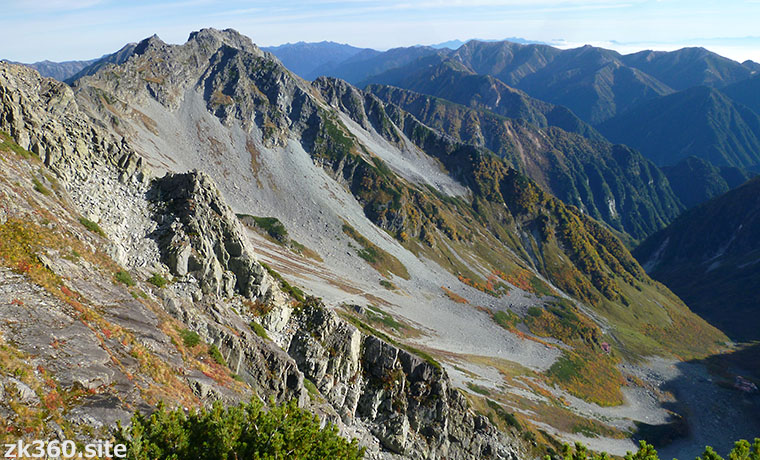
[7,0,103,10]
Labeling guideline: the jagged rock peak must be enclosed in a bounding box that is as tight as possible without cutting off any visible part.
[133,34,166,55]
[150,170,275,301]
[187,27,261,55]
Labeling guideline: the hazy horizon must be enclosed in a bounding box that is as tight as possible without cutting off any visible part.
[2,1,759,64]
[6,33,760,67]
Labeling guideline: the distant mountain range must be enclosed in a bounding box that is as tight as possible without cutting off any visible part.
[598,85,760,169]
[350,41,753,124]
[428,37,549,49]
[2,58,96,81]
[261,41,374,81]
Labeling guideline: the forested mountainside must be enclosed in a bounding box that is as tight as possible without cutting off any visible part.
[661,156,756,209]
[598,86,760,169]
[722,73,760,115]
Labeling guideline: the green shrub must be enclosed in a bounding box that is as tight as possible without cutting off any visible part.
[253,216,288,242]
[357,247,378,264]
[249,321,269,340]
[304,378,319,399]
[0,131,32,158]
[115,399,365,460]
[466,382,491,396]
[379,279,396,290]
[527,306,543,317]
[493,310,519,329]
[32,178,50,195]
[547,354,582,383]
[180,329,200,348]
[552,439,760,460]
[529,276,554,297]
[486,399,520,430]
[342,222,409,279]
[114,270,135,287]
[238,214,289,243]
[365,306,404,331]
[209,345,226,366]
[147,273,168,288]
[79,217,105,236]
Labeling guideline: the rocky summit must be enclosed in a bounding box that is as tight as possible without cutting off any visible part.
[0,27,758,460]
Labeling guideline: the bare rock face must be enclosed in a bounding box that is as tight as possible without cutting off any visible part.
[149,170,275,300]
[144,169,307,406]
[272,301,520,460]
[0,62,145,185]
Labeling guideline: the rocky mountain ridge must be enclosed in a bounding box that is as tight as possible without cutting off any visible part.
[368,84,683,240]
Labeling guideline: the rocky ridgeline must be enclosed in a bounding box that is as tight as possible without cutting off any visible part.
[70,27,478,243]
[272,303,517,458]
[0,55,523,458]
[0,62,145,185]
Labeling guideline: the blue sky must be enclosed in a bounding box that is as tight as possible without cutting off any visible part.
[2,0,760,63]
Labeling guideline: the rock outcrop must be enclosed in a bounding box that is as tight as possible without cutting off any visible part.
[149,171,275,300]
[0,62,145,185]
[269,301,519,459]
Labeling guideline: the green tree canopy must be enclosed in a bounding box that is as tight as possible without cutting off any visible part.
[115,399,365,460]
[548,439,760,460]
